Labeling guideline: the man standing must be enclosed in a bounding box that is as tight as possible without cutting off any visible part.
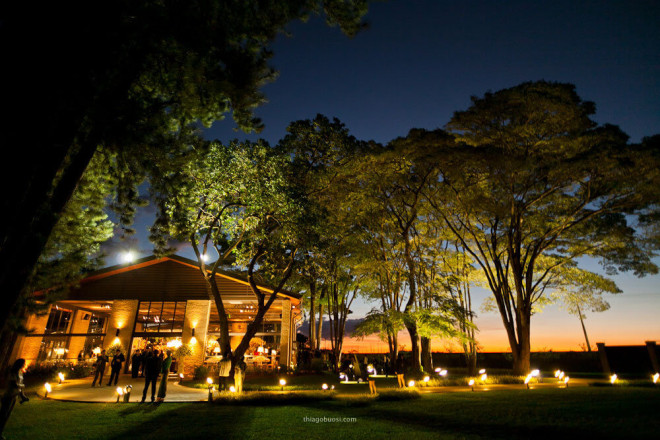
[107,349,125,386]
[141,348,161,403]
[91,349,108,387]
[131,349,141,378]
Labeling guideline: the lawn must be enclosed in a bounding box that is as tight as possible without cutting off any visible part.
[4,387,659,439]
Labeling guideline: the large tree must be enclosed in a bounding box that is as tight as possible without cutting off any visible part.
[0,0,368,331]
[425,81,658,374]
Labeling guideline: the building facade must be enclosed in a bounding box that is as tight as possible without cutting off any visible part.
[11,256,301,376]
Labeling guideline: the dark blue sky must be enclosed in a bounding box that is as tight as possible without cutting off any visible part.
[206,0,659,146]
[110,0,659,350]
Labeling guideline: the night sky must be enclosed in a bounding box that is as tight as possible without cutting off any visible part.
[113,0,660,352]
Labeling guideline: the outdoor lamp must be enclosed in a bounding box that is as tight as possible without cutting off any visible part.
[116,387,124,403]
[554,370,561,378]
[124,385,132,402]
[434,367,441,373]
[653,373,659,384]
[331,385,335,390]
[207,378,214,402]
[478,369,486,374]
[408,380,415,388]
[480,373,487,382]
[610,374,618,385]
[279,378,286,391]
[423,376,430,384]
[440,369,448,377]
[229,386,236,393]
[322,383,328,391]
[179,373,184,384]
[44,382,51,399]
[468,379,475,392]
[524,374,532,389]
[530,369,540,377]
[58,372,64,384]
[563,376,570,388]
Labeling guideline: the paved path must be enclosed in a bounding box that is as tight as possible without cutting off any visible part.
[36,374,596,403]
[38,375,208,403]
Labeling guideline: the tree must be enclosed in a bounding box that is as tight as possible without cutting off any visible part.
[0,0,369,331]
[151,139,308,374]
[425,81,658,374]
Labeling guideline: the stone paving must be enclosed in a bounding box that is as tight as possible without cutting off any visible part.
[38,374,207,403]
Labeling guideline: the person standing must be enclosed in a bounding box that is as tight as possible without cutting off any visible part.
[91,349,108,387]
[131,350,141,378]
[234,356,247,394]
[395,353,406,388]
[0,359,29,438]
[107,349,125,386]
[141,348,160,403]
[156,350,173,402]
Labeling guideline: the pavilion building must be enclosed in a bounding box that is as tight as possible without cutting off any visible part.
[10,255,301,375]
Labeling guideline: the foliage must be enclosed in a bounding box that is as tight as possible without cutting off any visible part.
[193,365,209,381]
[175,344,194,360]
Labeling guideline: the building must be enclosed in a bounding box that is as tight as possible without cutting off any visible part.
[11,255,301,375]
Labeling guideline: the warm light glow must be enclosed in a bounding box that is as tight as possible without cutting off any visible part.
[558,371,565,380]
[653,373,659,384]
[116,387,124,396]
[554,370,561,378]
[478,369,486,374]
[435,367,441,373]
[229,386,236,393]
[207,377,213,385]
[468,379,475,386]
[92,347,101,355]
[271,350,277,356]
[480,374,487,381]
[58,372,65,381]
[440,369,448,377]
[367,364,374,373]
[44,383,52,393]
[524,375,532,384]
[279,379,287,386]
[112,337,121,345]
[331,385,335,390]
[564,376,570,384]
[54,348,66,356]
[120,251,136,264]
[167,339,183,349]
[408,380,416,387]
[610,374,618,384]
[322,383,328,390]
[200,253,210,262]
[190,336,197,345]
[530,369,540,377]
[257,346,264,353]
[423,376,430,383]
[339,373,345,380]
[179,373,184,379]
[349,364,353,368]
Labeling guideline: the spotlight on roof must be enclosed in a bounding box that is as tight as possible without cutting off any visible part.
[119,251,136,264]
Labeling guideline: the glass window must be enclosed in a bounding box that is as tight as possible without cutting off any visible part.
[134,301,186,333]
[44,307,72,334]
[88,314,106,334]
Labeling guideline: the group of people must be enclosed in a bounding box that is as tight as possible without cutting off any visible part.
[89,346,173,403]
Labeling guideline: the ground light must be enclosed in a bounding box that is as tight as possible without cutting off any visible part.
[439,369,448,377]
[653,373,659,384]
[322,383,328,390]
[468,379,475,392]
[179,373,184,384]
[408,380,415,388]
[524,374,532,389]
[123,385,132,402]
[279,378,286,391]
[44,383,51,399]
[207,377,214,402]
[610,374,618,385]
[58,372,64,384]
[116,387,123,403]
[229,386,236,393]
[480,373,487,382]
[423,376,430,384]
[478,369,486,374]
[563,376,570,388]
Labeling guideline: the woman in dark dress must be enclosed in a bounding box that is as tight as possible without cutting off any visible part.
[156,350,172,402]
[0,358,29,437]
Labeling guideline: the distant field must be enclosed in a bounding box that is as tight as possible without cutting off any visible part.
[4,387,659,439]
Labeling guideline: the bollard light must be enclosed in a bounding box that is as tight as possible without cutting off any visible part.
[480,373,487,382]
[207,377,214,402]
[58,372,65,384]
[434,367,441,373]
[564,376,569,388]
[44,382,52,399]
[440,369,448,377]
[116,387,124,403]
[530,369,540,377]
[524,374,532,389]
[229,386,236,393]
[468,379,475,392]
[179,373,184,384]
[478,369,486,375]
[331,385,335,390]
[322,383,328,390]
[408,380,415,388]
[279,378,286,391]
[123,385,132,402]
[423,376,430,384]
[653,373,659,384]
[610,374,618,385]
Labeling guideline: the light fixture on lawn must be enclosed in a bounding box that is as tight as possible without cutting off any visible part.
[207,377,214,402]
[563,376,570,387]
[322,383,328,390]
[468,379,475,392]
[44,382,52,398]
[116,387,124,403]
[524,374,532,389]
[229,386,236,393]
[423,376,430,383]
[653,373,659,384]
[610,374,618,385]
[279,378,286,391]
[124,385,132,402]
[58,372,64,384]
[408,380,415,387]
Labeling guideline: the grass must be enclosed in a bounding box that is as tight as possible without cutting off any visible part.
[4,387,660,439]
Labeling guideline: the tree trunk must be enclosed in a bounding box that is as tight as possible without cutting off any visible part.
[576,305,592,352]
[309,283,316,351]
[405,323,421,373]
[205,276,231,358]
[316,303,323,349]
[511,315,531,375]
[420,336,433,373]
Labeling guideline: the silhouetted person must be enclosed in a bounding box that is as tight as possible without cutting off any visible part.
[396,353,406,388]
[156,350,173,402]
[107,349,125,386]
[91,350,108,387]
[0,359,29,438]
[131,350,141,378]
[141,349,161,403]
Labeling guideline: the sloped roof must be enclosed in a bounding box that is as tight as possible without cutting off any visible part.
[64,255,300,303]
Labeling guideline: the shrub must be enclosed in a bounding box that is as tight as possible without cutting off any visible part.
[193,365,209,381]
[310,358,325,373]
